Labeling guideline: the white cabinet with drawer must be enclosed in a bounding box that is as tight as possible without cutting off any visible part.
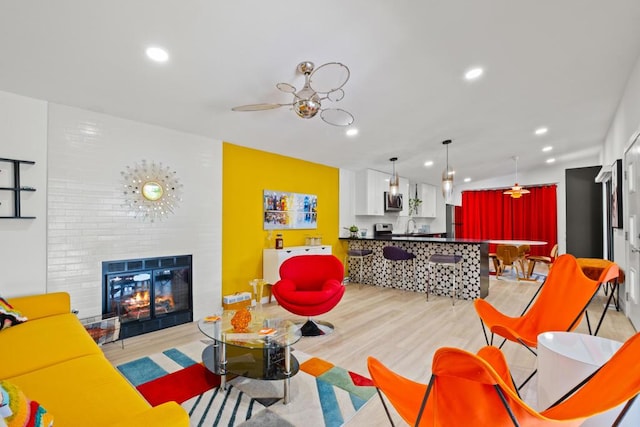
[263,245,332,284]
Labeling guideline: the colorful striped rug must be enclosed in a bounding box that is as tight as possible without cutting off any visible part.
[116,340,376,426]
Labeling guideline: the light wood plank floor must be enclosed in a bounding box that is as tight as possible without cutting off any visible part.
[103,272,636,426]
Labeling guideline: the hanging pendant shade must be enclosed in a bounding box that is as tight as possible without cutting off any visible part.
[504,156,530,198]
[389,157,399,195]
[441,140,454,203]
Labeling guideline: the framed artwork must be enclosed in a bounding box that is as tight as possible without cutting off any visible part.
[611,159,623,229]
[263,190,317,230]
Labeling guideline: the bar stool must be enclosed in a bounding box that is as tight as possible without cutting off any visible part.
[382,246,417,289]
[427,253,463,305]
[346,249,374,287]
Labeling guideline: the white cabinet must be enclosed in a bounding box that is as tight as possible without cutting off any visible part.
[355,169,411,216]
[399,177,410,217]
[416,183,437,218]
[355,169,388,216]
[263,245,332,284]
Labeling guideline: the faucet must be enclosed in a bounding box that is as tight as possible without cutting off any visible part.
[406,218,416,234]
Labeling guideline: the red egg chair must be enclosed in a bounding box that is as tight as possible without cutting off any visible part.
[272,254,345,336]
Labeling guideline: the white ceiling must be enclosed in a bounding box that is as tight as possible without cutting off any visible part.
[1,1,640,185]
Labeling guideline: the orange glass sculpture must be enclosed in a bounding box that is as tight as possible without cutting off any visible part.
[230,308,252,332]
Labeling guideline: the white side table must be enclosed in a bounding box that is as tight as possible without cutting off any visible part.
[537,331,640,426]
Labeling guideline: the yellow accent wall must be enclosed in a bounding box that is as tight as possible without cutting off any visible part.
[222,142,343,297]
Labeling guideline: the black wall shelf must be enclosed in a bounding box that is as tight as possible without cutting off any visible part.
[0,157,36,219]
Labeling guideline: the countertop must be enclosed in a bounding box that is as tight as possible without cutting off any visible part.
[339,235,487,244]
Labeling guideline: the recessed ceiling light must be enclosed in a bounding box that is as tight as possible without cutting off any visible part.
[346,128,358,137]
[542,146,553,152]
[464,177,471,183]
[546,158,556,164]
[464,67,484,80]
[424,160,434,167]
[146,46,169,63]
[535,127,548,136]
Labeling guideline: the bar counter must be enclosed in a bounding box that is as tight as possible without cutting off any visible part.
[340,235,489,300]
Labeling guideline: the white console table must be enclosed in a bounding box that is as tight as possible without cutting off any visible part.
[263,245,332,284]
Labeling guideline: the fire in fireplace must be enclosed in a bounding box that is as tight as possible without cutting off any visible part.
[102,255,193,339]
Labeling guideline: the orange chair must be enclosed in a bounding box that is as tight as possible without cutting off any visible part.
[474,254,613,389]
[576,258,622,336]
[367,334,640,426]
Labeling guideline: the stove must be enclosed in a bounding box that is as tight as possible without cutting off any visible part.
[373,223,393,237]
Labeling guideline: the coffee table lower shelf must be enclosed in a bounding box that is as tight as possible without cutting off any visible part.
[201,343,300,403]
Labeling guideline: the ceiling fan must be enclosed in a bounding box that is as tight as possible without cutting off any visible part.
[231,61,354,127]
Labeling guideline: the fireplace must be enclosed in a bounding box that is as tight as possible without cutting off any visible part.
[102,255,193,339]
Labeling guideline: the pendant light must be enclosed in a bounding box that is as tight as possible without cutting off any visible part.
[441,140,454,203]
[389,157,399,195]
[504,156,530,199]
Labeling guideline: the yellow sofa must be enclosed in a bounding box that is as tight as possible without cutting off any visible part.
[1,292,189,426]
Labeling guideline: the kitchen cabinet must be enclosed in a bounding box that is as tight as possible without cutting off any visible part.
[355,169,388,216]
[398,177,410,217]
[263,245,332,284]
[355,169,410,216]
[415,183,437,218]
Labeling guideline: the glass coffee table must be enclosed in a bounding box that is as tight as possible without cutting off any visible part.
[198,311,302,404]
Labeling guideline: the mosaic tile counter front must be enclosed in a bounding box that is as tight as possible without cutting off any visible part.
[341,237,489,300]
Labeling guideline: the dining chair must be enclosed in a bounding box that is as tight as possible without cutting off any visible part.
[495,245,523,279]
[526,243,559,278]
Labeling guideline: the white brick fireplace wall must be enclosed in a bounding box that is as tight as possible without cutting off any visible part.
[46,103,221,322]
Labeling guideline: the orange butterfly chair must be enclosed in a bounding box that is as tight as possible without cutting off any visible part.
[474,253,618,389]
[367,334,640,426]
[577,258,623,336]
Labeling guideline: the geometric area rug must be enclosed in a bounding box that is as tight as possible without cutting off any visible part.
[116,340,376,427]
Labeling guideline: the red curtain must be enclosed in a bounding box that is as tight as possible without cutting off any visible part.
[460,185,557,256]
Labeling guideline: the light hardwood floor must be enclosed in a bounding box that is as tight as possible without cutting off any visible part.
[103,271,636,426]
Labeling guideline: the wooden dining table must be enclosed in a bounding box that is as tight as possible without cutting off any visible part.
[489,240,548,247]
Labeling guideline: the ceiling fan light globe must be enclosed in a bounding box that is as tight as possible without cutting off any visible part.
[294,99,321,119]
[297,61,315,74]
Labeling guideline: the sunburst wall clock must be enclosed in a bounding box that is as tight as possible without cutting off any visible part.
[121,160,182,222]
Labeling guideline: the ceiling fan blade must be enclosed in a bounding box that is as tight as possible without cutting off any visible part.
[231,103,284,112]
[310,62,350,94]
[320,108,354,127]
[276,82,296,93]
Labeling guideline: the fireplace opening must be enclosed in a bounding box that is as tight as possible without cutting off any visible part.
[102,255,193,339]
